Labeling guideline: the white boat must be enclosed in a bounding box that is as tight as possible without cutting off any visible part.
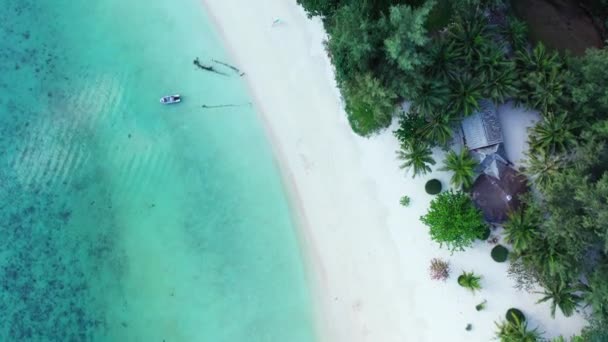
[160,94,181,104]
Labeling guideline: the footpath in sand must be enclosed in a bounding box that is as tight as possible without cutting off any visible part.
[202,0,587,341]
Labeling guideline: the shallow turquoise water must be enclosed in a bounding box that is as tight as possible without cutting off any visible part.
[0,1,314,341]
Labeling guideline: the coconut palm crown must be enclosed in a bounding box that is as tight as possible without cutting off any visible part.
[440,149,478,189]
[397,143,436,178]
[449,74,482,116]
[529,112,577,155]
[536,281,582,318]
[503,206,539,253]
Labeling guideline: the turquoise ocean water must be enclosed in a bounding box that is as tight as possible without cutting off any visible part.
[0,0,314,341]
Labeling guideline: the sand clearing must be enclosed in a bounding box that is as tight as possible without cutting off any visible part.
[498,102,542,167]
[201,1,587,340]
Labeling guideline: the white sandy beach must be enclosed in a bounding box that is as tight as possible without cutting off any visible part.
[202,1,587,341]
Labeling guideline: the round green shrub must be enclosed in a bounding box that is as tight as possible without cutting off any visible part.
[421,190,487,252]
[425,179,442,195]
[479,226,491,240]
[491,245,509,262]
[506,308,525,324]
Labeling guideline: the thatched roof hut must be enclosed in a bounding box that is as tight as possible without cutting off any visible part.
[470,160,528,223]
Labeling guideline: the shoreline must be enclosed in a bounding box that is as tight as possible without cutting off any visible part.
[199,2,329,339]
[200,0,588,341]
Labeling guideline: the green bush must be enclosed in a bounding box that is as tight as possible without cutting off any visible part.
[400,195,411,207]
[506,308,526,324]
[495,315,541,342]
[420,190,487,251]
[458,271,482,293]
[480,226,491,240]
[344,73,396,136]
[425,179,442,195]
[491,245,509,262]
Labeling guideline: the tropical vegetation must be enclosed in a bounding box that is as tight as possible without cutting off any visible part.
[420,190,486,252]
[297,0,608,337]
[400,195,411,207]
[491,245,509,263]
[397,143,435,177]
[457,271,482,293]
[439,149,477,189]
[536,282,583,318]
[505,308,525,324]
[495,314,542,342]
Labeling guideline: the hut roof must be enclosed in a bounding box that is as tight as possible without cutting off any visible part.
[472,143,510,175]
[461,100,503,150]
[470,161,528,223]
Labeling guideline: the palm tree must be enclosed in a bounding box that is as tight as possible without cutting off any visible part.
[476,44,509,80]
[502,17,529,52]
[537,281,582,318]
[440,149,477,189]
[412,80,449,117]
[495,315,543,342]
[449,75,482,116]
[483,68,519,105]
[527,69,566,114]
[529,112,577,155]
[426,39,459,81]
[479,56,518,105]
[397,143,435,178]
[394,112,427,147]
[448,12,489,64]
[514,43,565,112]
[420,112,453,147]
[583,267,608,320]
[458,271,482,293]
[516,43,560,75]
[503,207,539,253]
[524,149,564,190]
[517,234,573,284]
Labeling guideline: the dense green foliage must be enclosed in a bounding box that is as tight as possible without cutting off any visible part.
[296,0,344,18]
[528,112,577,155]
[420,190,486,251]
[385,2,434,72]
[439,149,478,189]
[536,281,582,318]
[578,321,608,342]
[344,73,397,136]
[298,0,608,332]
[502,206,539,252]
[511,109,608,322]
[457,271,482,292]
[424,179,442,194]
[491,245,509,262]
[509,49,608,325]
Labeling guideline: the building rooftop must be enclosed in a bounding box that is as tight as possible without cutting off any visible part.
[470,160,528,223]
[461,100,503,150]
